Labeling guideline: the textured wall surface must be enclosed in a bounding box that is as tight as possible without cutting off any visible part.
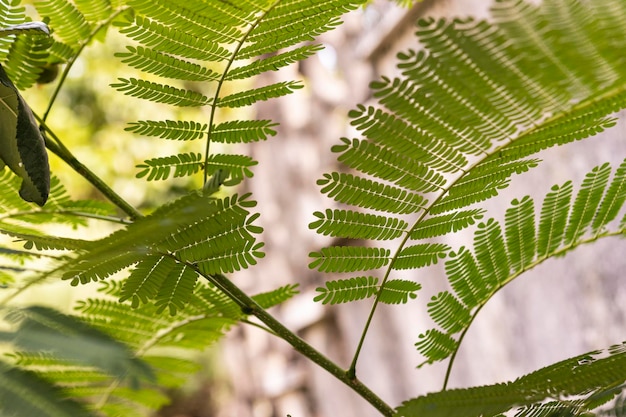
[220,1,626,416]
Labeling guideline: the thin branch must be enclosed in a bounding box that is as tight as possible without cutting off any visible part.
[35,116,141,220]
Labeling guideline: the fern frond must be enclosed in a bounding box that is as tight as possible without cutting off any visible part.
[237,0,363,59]
[73,0,112,24]
[125,0,243,44]
[210,120,278,144]
[252,284,300,309]
[0,1,25,61]
[125,120,207,141]
[371,76,492,156]
[309,247,390,273]
[0,361,95,417]
[115,15,230,62]
[409,209,485,240]
[430,178,508,215]
[227,44,324,80]
[136,152,203,181]
[592,159,626,233]
[504,195,536,273]
[347,105,468,173]
[115,46,221,82]
[473,218,508,286]
[0,222,89,251]
[3,31,52,89]
[445,158,541,200]
[314,276,379,305]
[397,341,626,417]
[427,291,471,334]
[111,78,210,106]
[445,246,492,309]
[563,162,612,245]
[59,192,252,285]
[309,209,409,241]
[393,243,450,270]
[379,279,421,304]
[419,161,626,367]
[205,153,257,185]
[119,255,176,308]
[217,81,303,108]
[333,138,446,193]
[33,0,91,48]
[153,262,198,315]
[317,172,427,214]
[536,181,573,258]
[415,329,457,366]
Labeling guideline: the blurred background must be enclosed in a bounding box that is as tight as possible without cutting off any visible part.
[12,0,626,416]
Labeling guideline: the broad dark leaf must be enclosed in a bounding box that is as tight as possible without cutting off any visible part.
[0,64,49,206]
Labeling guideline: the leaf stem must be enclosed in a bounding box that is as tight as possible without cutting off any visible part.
[37,117,141,219]
[203,273,395,417]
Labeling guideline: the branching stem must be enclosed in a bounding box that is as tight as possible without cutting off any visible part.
[203,273,395,417]
[35,116,141,219]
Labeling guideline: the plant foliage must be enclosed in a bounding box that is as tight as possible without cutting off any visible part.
[0,0,625,416]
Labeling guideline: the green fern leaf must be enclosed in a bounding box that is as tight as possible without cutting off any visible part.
[379,279,421,304]
[154,262,198,315]
[537,181,573,258]
[0,361,95,417]
[0,1,25,63]
[347,105,467,173]
[333,137,447,193]
[317,172,427,214]
[563,162,612,245]
[60,192,248,285]
[309,209,409,241]
[309,246,390,273]
[0,222,89,251]
[3,31,52,90]
[415,329,457,366]
[125,120,207,141]
[120,255,176,308]
[210,120,278,144]
[3,306,153,384]
[115,15,230,61]
[397,48,520,138]
[445,158,541,202]
[473,218,509,286]
[393,243,450,270]
[227,44,323,80]
[592,159,626,233]
[47,40,74,63]
[136,152,203,181]
[217,81,303,108]
[314,276,379,305]
[372,76,492,156]
[252,284,300,309]
[205,153,257,185]
[237,0,363,59]
[115,46,221,82]
[504,195,536,273]
[195,241,265,275]
[125,0,243,44]
[74,0,112,24]
[111,78,210,107]
[397,341,626,417]
[409,209,485,240]
[34,0,90,48]
[427,291,471,334]
[430,178,508,215]
[498,113,619,162]
[445,246,492,308]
